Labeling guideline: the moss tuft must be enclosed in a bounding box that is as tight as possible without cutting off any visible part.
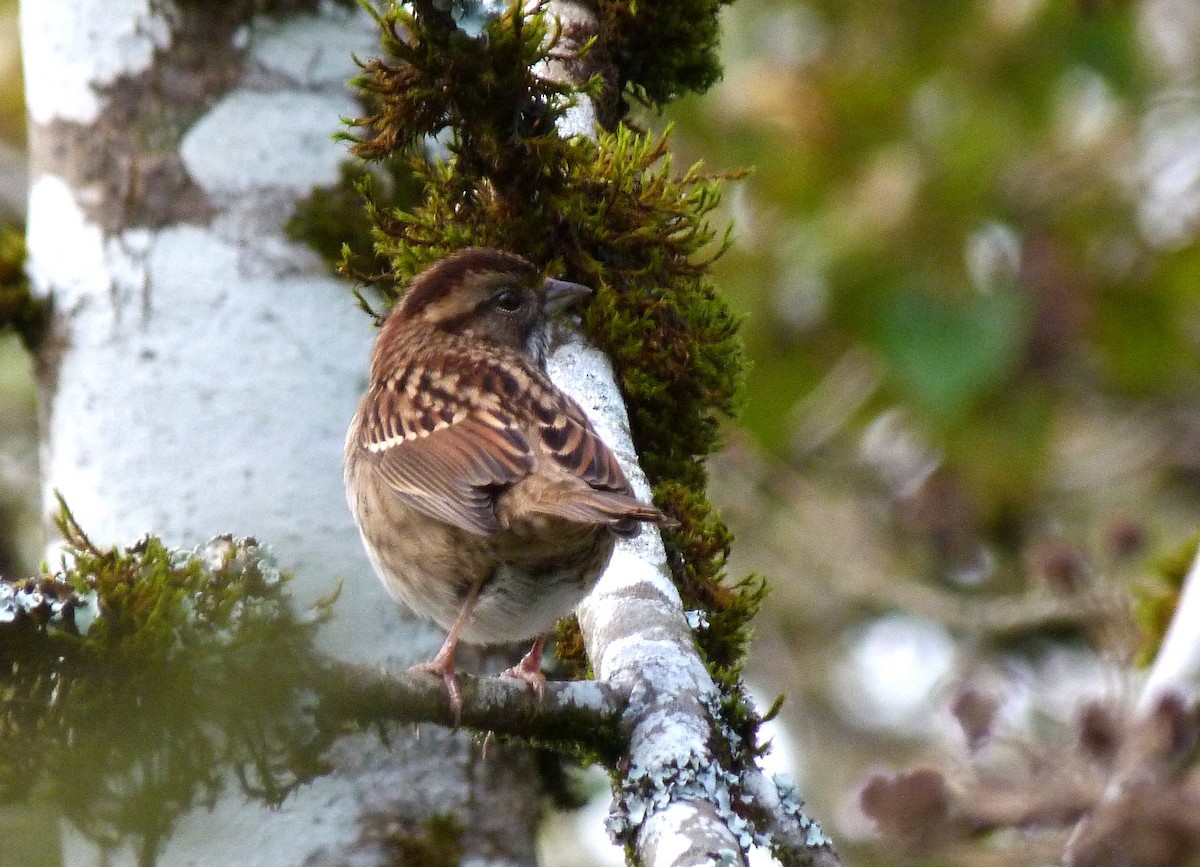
[0,497,343,860]
[598,0,732,105]
[346,1,581,171]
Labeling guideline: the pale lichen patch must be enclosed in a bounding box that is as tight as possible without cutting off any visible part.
[25,176,109,310]
[21,0,173,125]
[180,90,354,197]
[249,7,375,86]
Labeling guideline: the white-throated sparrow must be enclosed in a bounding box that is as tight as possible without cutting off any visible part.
[344,247,668,715]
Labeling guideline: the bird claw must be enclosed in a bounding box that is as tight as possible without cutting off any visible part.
[409,658,464,726]
[500,665,547,700]
[499,635,548,701]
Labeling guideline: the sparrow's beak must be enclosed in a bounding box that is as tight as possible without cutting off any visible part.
[543,277,591,315]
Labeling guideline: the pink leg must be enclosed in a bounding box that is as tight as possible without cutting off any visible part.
[410,577,483,725]
[500,634,548,698]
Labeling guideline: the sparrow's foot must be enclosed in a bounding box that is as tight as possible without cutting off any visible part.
[410,646,463,725]
[500,635,548,701]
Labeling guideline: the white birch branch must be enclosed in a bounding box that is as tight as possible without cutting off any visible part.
[529,2,840,863]
[551,332,837,867]
[550,336,749,866]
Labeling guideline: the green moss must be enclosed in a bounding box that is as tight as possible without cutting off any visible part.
[347,1,581,171]
[0,227,47,351]
[598,0,732,105]
[0,497,343,860]
[346,0,756,681]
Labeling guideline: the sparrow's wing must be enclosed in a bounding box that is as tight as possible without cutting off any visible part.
[529,384,630,494]
[513,378,670,533]
[357,379,534,536]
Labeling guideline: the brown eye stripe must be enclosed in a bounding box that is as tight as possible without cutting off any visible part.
[436,310,476,335]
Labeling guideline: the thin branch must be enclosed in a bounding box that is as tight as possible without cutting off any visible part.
[324,661,627,761]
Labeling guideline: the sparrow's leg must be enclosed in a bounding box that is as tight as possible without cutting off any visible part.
[500,633,548,699]
[410,575,484,725]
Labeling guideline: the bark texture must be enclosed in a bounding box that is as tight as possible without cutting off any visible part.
[22,2,540,864]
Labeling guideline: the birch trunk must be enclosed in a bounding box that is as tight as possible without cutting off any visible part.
[21,2,539,864]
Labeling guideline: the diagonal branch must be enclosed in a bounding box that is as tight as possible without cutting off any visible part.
[530,2,842,863]
[555,329,839,867]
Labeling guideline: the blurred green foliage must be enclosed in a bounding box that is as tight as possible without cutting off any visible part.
[667,0,1200,555]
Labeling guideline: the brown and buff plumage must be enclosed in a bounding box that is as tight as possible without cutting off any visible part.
[344,248,668,715]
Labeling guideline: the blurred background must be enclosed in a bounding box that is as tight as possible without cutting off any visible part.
[3,0,1200,865]
[0,0,35,583]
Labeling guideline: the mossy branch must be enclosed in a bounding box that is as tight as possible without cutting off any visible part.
[0,503,630,858]
[1,517,827,864]
[1,498,341,859]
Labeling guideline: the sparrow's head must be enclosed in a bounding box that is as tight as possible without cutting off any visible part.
[391,248,590,358]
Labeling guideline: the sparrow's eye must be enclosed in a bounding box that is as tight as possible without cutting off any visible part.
[494,288,523,313]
